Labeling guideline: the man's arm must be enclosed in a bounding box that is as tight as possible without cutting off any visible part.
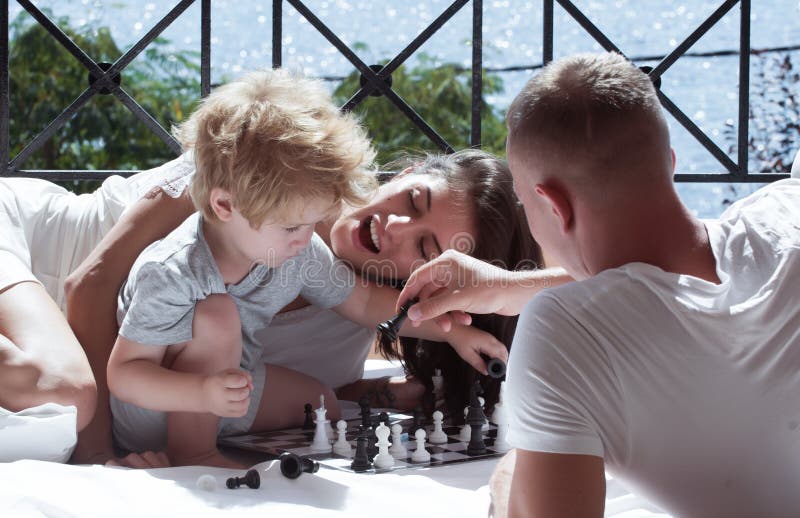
[491,449,606,518]
[64,188,195,464]
[397,250,572,331]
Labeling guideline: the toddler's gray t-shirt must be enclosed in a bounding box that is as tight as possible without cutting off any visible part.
[117,212,355,372]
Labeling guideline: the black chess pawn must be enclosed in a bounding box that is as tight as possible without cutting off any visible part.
[412,406,425,433]
[376,297,419,343]
[279,452,320,479]
[486,358,507,379]
[302,402,315,430]
[351,425,372,472]
[379,411,390,426]
[226,469,261,489]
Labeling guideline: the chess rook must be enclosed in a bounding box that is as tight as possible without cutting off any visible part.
[486,357,506,379]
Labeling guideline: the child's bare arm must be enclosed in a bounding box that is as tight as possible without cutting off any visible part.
[332,281,507,375]
[107,335,251,417]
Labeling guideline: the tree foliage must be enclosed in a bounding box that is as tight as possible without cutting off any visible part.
[8,10,200,178]
[332,54,508,166]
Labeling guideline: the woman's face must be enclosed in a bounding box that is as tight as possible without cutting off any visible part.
[329,173,476,281]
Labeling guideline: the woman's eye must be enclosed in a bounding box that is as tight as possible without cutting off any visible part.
[285,226,300,233]
[408,189,420,214]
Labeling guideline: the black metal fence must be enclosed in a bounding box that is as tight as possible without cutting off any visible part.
[0,0,792,182]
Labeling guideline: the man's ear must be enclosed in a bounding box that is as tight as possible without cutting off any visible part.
[209,187,234,222]
[534,183,573,234]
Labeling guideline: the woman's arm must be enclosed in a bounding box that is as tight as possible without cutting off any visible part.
[64,187,195,464]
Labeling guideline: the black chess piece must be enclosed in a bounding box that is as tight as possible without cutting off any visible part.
[351,425,372,472]
[486,358,507,379]
[466,380,487,456]
[379,411,390,426]
[376,297,419,343]
[226,469,261,489]
[279,452,320,479]
[302,403,315,430]
[359,394,371,429]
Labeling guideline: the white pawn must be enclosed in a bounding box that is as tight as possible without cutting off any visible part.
[478,396,489,431]
[411,428,431,463]
[389,424,408,458]
[428,410,448,444]
[333,419,352,457]
[373,423,395,469]
[310,395,332,453]
[459,406,471,442]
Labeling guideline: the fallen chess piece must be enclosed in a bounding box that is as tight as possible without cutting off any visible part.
[226,469,260,489]
[279,452,320,479]
[196,474,217,492]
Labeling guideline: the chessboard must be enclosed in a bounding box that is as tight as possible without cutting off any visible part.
[218,412,506,474]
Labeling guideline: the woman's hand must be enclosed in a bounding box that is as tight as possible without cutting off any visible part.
[445,323,509,376]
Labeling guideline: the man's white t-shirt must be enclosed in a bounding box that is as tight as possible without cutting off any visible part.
[506,179,800,517]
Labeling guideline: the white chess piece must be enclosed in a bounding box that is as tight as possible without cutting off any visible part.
[490,381,507,425]
[389,423,407,458]
[478,396,489,431]
[493,422,511,452]
[428,410,448,444]
[459,406,471,442]
[411,428,431,463]
[333,419,352,457]
[432,368,444,406]
[373,423,395,468]
[310,395,332,453]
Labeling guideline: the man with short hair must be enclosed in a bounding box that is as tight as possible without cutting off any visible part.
[399,52,800,516]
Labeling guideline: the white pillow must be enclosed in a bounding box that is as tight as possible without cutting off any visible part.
[0,403,77,463]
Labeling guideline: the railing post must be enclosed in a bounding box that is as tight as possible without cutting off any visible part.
[543,0,553,65]
[273,0,282,68]
[201,0,211,97]
[470,0,482,149]
[1,0,9,175]
[738,0,750,178]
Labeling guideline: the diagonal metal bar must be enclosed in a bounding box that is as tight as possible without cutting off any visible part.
[471,0,482,148]
[105,0,195,79]
[201,0,211,97]
[674,173,788,183]
[342,0,468,111]
[17,0,114,90]
[543,0,553,64]
[273,0,282,68]
[289,0,454,152]
[111,88,182,154]
[1,0,8,173]
[657,90,738,175]
[8,88,96,171]
[556,0,624,55]
[650,0,738,80]
[737,0,750,178]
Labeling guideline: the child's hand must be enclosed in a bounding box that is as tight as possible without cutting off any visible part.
[446,324,509,376]
[201,369,253,417]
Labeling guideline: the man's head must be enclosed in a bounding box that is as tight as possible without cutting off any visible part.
[505,52,675,278]
[175,68,376,265]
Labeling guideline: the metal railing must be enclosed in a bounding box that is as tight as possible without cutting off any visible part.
[0,0,792,182]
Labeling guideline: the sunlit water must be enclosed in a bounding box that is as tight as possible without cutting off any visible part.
[11,1,800,217]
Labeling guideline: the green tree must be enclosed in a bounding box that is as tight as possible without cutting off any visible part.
[8,10,201,187]
[332,54,507,166]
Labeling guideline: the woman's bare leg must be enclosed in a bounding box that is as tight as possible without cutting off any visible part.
[0,281,95,430]
[249,365,341,431]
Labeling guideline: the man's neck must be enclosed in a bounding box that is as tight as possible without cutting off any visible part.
[586,194,720,284]
[202,218,251,285]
